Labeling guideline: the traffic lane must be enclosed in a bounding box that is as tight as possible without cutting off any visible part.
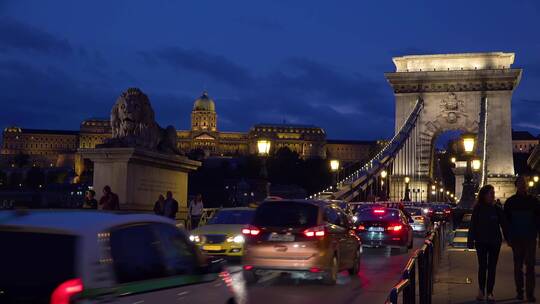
[227,236,426,304]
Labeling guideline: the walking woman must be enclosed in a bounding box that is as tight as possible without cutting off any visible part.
[467,185,509,302]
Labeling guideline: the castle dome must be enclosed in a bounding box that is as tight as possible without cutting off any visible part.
[193,91,216,112]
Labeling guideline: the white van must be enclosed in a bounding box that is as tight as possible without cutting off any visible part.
[0,210,237,304]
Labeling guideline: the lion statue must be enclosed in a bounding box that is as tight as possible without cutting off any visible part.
[99,88,182,154]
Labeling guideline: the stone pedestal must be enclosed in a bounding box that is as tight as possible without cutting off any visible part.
[80,148,200,216]
[487,175,516,203]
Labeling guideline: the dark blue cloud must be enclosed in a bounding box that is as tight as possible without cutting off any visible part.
[0,18,71,55]
[140,47,254,88]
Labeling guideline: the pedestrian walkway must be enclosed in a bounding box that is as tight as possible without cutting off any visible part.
[433,245,540,303]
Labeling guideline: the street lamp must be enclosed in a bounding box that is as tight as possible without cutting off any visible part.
[257,139,271,200]
[459,134,476,209]
[472,159,481,171]
[330,159,340,188]
[380,170,388,200]
[257,140,271,156]
[403,176,411,201]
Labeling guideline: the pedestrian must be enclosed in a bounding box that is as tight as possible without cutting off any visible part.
[467,184,508,302]
[83,190,98,209]
[163,191,179,220]
[189,193,204,229]
[153,194,165,216]
[99,185,119,210]
[504,176,540,302]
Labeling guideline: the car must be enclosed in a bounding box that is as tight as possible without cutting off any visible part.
[452,228,469,248]
[242,200,361,285]
[430,204,452,222]
[404,207,430,234]
[190,207,256,257]
[0,210,236,304]
[354,206,414,251]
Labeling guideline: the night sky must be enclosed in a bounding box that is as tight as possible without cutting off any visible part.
[1,0,539,140]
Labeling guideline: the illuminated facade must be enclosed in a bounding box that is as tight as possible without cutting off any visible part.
[1,91,380,171]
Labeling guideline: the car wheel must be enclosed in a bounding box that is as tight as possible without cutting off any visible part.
[243,270,259,285]
[348,248,360,275]
[323,256,338,285]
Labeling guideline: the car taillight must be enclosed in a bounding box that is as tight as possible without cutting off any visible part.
[387,224,403,232]
[357,225,366,231]
[242,225,260,236]
[304,225,326,237]
[444,210,451,214]
[50,278,83,304]
[373,208,386,214]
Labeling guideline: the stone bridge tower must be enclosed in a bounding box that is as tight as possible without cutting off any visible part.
[385,52,522,201]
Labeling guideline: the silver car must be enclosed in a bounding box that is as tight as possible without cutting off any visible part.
[405,207,430,234]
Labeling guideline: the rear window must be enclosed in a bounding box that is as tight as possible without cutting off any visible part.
[207,209,255,225]
[0,230,77,304]
[253,202,318,228]
[405,208,422,216]
[357,208,401,221]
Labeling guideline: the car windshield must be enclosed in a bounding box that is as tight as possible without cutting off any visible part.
[405,208,422,216]
[253,201,318,228]
[0,230,77,303]
[207,209,255,225]
[357,208,400,221]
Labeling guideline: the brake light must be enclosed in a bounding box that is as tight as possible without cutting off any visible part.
[357,225,366,231]
[304,225,326,237]
[50,278,83,304]
[444,210,451,214]
[242,225,260,236]
[387,224,403,232]
[373,208,386,214]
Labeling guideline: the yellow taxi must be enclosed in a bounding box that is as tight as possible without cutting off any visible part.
[190,207,255,257]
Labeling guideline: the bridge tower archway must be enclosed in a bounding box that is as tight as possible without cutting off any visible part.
[385,52,522,202]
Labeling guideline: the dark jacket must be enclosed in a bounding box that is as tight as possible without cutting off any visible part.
[468,203,508,245]
[504,193,540,241]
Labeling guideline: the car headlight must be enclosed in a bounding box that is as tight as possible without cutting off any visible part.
[422,208,429,214]
[227,235,245,244]
[189,235,200,243]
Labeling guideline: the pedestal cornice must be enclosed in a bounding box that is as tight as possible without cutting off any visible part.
[385,69,522,93]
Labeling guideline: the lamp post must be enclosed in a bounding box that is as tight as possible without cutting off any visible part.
[257,139,271,200]
[380,170,388,200]
[330,159,340,188]
[403,176,411,201]
[459,133,476,209]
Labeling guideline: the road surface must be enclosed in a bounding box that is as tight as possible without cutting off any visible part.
[228,237,426,304]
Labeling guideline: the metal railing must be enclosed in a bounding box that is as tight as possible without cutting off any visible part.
[385,221,448,304]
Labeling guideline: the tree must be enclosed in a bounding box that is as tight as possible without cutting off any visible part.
[25,166,45,189]
[14,153,30,168]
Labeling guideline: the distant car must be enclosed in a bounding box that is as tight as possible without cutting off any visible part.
[242,200,361,285]
[0,210,236,304]
[405,207,430,234]
[355,206,414,251]
[430,204,452,222]
[190,207,256,257]
[452,228,469,248]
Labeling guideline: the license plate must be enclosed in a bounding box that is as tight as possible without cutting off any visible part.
[368,227,384,232]
[202,245,222,251]
[268,234,295,242]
